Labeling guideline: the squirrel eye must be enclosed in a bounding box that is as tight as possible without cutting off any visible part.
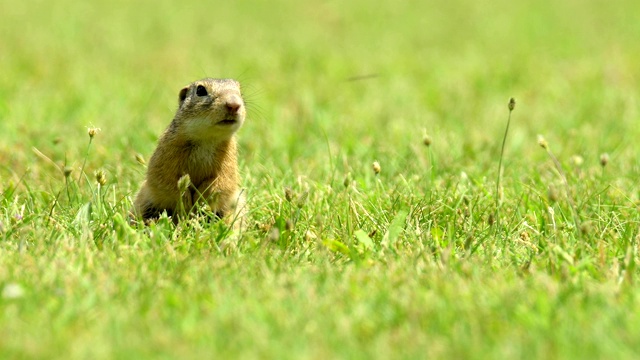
[196,85,208,97]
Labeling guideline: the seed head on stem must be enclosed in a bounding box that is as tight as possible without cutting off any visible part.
[87,127,101,138]
[422,129,432,147]
[63,167,73,179]
[537,135,548,150]
[284,187,294,202]
[135,154,146,166]
[177,174,191,193]
[599,153,609,168]
[372,161,381,175]
[94,170,107,186]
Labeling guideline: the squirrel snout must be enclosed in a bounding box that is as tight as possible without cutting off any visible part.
[225,96,242,114]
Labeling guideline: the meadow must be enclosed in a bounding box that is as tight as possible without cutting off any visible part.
[1,0,640,358]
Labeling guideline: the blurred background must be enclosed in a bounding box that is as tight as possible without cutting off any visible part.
[1,0,639,195]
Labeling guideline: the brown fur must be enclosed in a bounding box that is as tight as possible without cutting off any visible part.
[132,78,246,225]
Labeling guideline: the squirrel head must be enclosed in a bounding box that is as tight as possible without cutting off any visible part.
[174,78,245,142]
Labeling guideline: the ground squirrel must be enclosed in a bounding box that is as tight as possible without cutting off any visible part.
[132,78,246,225]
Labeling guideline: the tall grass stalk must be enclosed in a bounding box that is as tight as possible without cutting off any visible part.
[495,98,516,239]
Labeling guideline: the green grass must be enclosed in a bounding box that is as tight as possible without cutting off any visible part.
[2,0,640,358]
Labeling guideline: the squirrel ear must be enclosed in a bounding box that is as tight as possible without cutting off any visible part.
[178,86,189,107]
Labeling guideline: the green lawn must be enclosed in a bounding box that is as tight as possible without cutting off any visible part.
[2,0,640,358]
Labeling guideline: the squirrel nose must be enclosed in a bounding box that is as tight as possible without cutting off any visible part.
[225,97,242,114]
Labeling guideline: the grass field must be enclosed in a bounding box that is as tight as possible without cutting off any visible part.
[2,0,640,358]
